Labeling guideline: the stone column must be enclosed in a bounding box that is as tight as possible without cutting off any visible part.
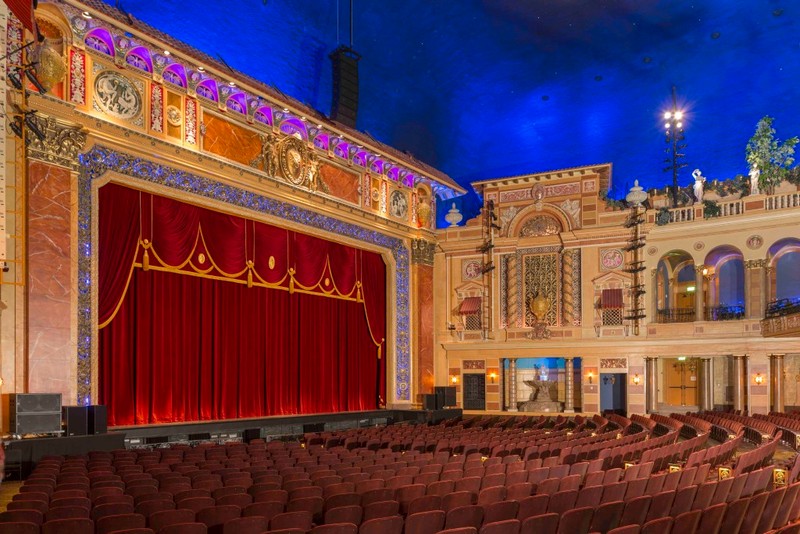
[733,355,746,413]
[762,263,771,318]
[695,265,705,321]
[645,357,658,413]
[500,358,507,411]
[745,259,767,319]
[771,353,785,413]
[508,359,518,412]
[564,357,575,413]
[649,269,658,325]
[700,358,713,411]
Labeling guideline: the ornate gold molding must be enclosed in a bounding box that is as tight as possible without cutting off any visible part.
[745,259,767,269]
[26,115,87,171]
[411,238,436,266]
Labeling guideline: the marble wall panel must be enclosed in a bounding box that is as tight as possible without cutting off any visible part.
[28,161,74,401]
[203,115,262,167]
[319,163,360,204]
[416,265,434,397]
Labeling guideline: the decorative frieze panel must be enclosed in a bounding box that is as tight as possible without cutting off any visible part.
[411,239,435,266]
[150,83,164,133]
[69,48,86,105]
[600,358,627,369]
[26,117,87,171]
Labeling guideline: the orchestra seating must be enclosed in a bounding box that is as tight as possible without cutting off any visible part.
[2,413,800,533]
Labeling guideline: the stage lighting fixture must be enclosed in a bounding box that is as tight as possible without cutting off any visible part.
[9,117,23,139]
[24,114,46,141]
[24,68,47,94]
[7,70,22,90]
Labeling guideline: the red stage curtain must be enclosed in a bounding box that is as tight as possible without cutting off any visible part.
[98,183,386,426]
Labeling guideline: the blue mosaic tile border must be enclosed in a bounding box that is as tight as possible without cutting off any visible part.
[77,146,411,405]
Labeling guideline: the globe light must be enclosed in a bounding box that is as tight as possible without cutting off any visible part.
[676,122,683,129]
[675,111,683,120]
[664,111,672,120]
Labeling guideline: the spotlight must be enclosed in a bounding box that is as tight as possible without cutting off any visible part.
[9,117,23,139]
[24,114,46,141]
[7,70,22,90]
[24,68,47,94]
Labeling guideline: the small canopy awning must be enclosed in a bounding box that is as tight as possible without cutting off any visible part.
[458,296,482,315]
[601,288,623,309]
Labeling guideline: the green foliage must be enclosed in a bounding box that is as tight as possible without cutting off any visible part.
[599,188,628,211]
[705,174,748,197]
[703,199,721,219]
[745,116,799,194]
[655,207,671,226]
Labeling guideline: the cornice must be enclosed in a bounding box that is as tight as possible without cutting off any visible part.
[54,0,464,197]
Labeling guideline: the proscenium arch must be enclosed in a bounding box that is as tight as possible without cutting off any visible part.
[77,145,412,406]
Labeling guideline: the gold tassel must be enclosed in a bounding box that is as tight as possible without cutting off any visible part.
[143,249,150,271]
[377,346,381,360]
[247,270,253,288]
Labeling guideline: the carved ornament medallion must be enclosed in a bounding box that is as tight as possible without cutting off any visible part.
[279,136,307,185]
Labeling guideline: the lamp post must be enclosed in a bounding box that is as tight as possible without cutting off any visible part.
[663,86,687,208]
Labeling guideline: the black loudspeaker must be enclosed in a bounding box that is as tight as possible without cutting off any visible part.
[12,393,62,413]
[8,393,62,435]
[329,46,360,128]
[423,394,440,411]
[435,386,456,408]
[11,412,63,435]
[303,423,325,434]
[88,405,107,434]
[243,429,261,443]
[62,406,88,436]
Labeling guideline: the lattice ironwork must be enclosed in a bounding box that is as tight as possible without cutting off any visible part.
[464,312,482,331]
[602,308,624,326]
[523,253,559,326]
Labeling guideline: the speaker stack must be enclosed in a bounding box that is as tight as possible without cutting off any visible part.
[9,393,63,436]
[435,386,457,408]
[61,404,107,436]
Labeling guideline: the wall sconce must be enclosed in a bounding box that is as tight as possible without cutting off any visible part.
[586,371,594,384]
[450,375,459,385]
[488,371,497,384]
[754,373,764,385]
[632,374,641,386]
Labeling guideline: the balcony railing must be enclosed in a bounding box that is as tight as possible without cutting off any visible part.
[704,305,745,321]
[655,308,695,323]
[765,297,800,319]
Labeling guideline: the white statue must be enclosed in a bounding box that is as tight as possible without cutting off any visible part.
[749,163,760,196]
[692,169,705,203]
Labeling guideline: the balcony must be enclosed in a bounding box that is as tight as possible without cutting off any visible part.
[762,298,800,337]
[704,305,745,322]
[655,308,695,323]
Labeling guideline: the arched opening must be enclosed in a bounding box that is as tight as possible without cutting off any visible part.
[767,238,800,317]
[655,250,696,322]
[704,245,745,320]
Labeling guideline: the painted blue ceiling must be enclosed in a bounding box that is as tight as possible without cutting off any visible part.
[106,0,799,205]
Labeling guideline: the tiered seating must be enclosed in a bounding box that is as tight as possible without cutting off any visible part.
[2,439,797,534]
[3,413,800,533]
[710,411,780,444]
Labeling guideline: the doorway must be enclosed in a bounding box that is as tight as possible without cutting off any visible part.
[600,373,627,416]
[463,374,486,410]
[664,358,698,406]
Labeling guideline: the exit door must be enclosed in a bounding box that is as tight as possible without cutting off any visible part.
[463,374,486,410]
[665,358,698,406]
